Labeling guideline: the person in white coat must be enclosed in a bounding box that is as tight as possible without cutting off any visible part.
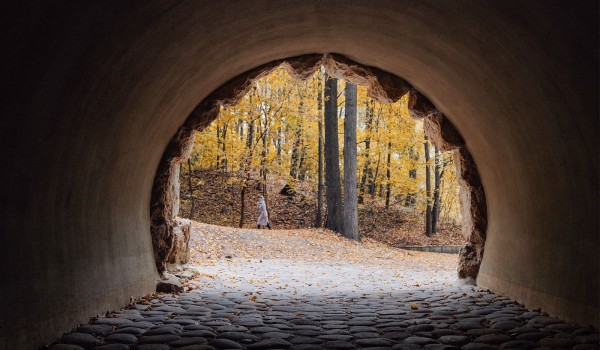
[257,195,271,229]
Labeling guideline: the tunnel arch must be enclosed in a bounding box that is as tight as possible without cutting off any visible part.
[149,53,487,281]
[0,1,597,348]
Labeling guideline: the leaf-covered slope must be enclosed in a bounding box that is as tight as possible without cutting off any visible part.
[182,169,464,247]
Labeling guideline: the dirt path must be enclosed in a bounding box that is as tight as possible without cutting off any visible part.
[187,222,461,294]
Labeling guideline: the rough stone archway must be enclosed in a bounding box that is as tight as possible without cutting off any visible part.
[150,54,487,281]
[0,2,597,348]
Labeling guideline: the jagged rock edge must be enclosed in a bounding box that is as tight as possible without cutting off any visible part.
[149,53,487,280]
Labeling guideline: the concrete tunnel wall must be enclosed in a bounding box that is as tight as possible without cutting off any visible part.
[0,1,597,348]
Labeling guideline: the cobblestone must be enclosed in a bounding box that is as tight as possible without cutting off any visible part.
[47,259,598,349]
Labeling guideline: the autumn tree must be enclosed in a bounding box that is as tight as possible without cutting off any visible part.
[316,76,324,227]
[431,147,441,233]
[343,82,359,240]
[186,158,195,219]
[324,73,343,232]
[424,133,433,236]
[385,141,392,209]
[179,66,462,231]
[358,99,373,203]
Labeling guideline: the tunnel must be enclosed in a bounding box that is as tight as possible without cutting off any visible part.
[1,1,597,348]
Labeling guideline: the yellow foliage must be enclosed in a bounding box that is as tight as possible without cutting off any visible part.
[184,66,461,222]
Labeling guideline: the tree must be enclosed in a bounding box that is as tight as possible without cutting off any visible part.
[385,141,392,209]
[343,82,359,240]
[324,73,343,232]
[186,158,195,219]
[359,99,374,203]
[432,147,441,233]
[289,110,303,180]
[316,76,324,227]
[424,133,433,236]
[403,148,418,206]
[369,105,382,199]
[178,66,463,229]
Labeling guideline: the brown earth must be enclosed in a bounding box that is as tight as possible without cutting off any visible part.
[182,169,465,247]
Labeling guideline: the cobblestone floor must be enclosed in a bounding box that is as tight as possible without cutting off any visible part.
[48,258,599,350]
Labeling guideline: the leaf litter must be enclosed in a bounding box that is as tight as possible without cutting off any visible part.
[185,222,460,296]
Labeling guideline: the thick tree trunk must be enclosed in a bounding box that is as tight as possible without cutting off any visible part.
[324,73,343,232]
[424,134,433,236]
[343,82,359,240]
[187,158,195,220]
[316,77,324,227]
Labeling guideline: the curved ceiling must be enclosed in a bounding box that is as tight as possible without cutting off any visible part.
[0,1,597,347]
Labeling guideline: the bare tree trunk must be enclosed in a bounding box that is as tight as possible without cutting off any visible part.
[370,105,382,198]
[260,113,269,199]
[240,113,256,228]
[216,125,221,168]
[324,73,343,232]
[316,76,324,227]
[385,142,392,209]
[424,134,433,236]
[221,123,228,170]
[239,180,246,228]
[432,147,441,233]
[438,152,449,220]
[359,100,373,203]
[262,130,268,200]
[289,125,301,179]
[276,126,282,161]
[187,158,195,220]
[237,118,244,138]
[298,126,307,181]
[247,120,254,149]
[298,145,307,180]
[343,82,359,240]
[404,148,418,206]
[372,150,381,199]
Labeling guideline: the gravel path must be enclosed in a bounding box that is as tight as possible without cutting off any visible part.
[47,224,599,349]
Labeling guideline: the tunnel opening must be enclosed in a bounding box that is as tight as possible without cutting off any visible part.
[180,66,464,240]
[2,2,597,348]
[150,54,487,286]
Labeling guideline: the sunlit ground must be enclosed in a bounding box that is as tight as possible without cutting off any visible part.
[185,222,460,296]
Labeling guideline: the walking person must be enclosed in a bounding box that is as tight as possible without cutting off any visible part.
[257,195,272,229]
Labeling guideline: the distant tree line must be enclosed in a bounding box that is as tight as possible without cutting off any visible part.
[180,67,461,237]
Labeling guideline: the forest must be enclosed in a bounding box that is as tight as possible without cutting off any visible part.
[179,66,462,243]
